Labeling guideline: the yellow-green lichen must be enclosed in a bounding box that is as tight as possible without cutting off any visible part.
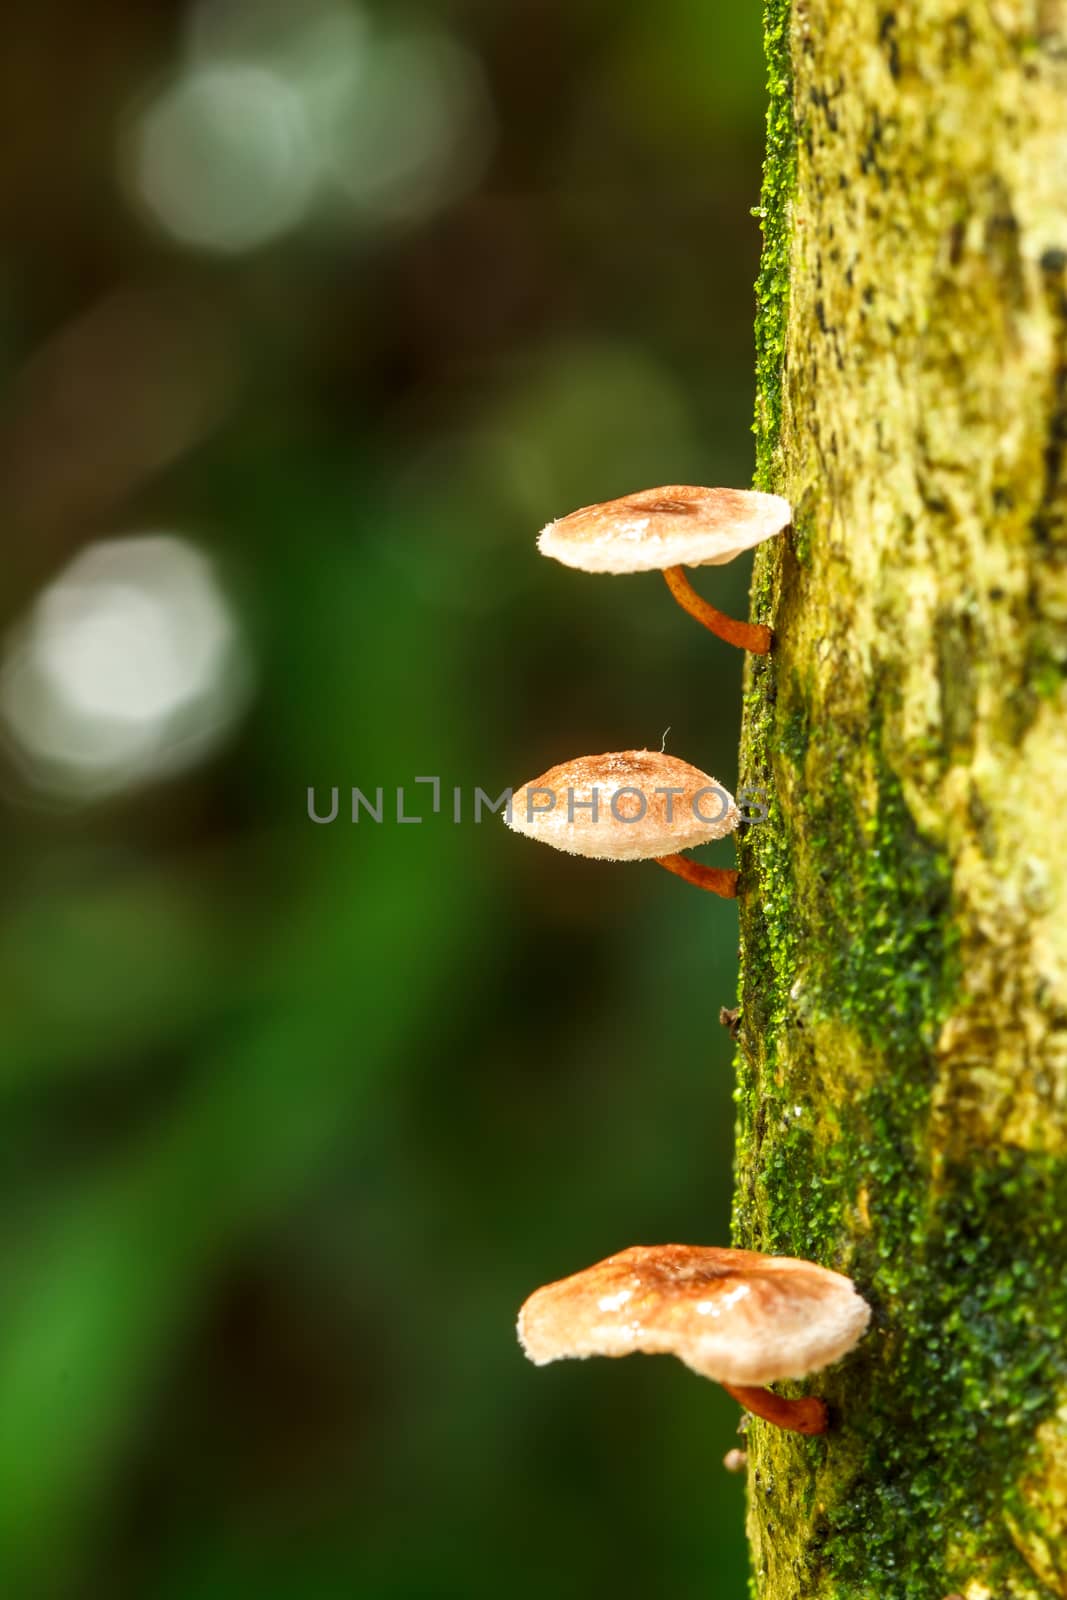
[753,0,795,490]
[734,2,1067,1596]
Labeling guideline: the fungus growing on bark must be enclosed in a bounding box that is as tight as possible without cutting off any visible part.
[537,485,791,653]
[719,1005,742,1040]
[505,749,741,898]
[517,1244,871,1436]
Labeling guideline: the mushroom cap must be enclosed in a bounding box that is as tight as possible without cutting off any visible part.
[537,485,791,575]
[517,1244,871,1387]
[506,750,740,862]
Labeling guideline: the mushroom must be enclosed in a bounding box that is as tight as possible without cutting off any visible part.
[537,485,791,653]
[505,749,741,898]
[517,1243,871,1436]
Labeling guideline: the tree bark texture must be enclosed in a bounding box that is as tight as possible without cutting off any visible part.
[735,2,1067,1596]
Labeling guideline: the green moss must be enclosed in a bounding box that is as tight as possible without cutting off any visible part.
[776,676,811,771]
[1026,630,1067,701]
[737,3,1067,1593]
[738,318,1066,1600]
[734,663,959,1257]
[752,0,795,489]
[734,652,1067,1594]
[821,1155,1067,1598]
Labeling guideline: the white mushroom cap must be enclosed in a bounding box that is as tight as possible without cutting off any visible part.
[518,1244,871,1387]
[537,486,792,575]
[506,750,740,862]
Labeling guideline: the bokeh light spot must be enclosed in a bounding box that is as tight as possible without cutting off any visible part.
[128,63,317,254]
[326,31,494,226]
[0,535,253,799]
[187,0,369,123]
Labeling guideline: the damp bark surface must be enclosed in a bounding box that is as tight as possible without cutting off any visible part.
[734,3,1067,1597]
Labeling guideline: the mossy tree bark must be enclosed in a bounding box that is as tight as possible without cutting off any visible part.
[735,3,1067,1596]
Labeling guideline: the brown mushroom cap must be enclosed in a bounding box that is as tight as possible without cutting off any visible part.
[506,750,740,862]
[518,1244,871,1387]
[537,485,791,575]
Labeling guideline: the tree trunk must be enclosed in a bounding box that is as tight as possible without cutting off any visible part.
[735,3,1067,1596]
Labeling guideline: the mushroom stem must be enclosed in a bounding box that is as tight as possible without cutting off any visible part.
[721,1383,828,1436]
[654,854,739,898]
[662,566,773,654]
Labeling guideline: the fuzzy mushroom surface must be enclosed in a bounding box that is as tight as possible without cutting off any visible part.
[505,749,741,897]
[537,484,791,652]
[518,1244,871,1435]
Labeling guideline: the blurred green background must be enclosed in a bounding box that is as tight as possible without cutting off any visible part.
[0,2,766,1594]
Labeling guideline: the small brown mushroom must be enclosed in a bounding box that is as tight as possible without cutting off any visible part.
[537,485,791,653]
[506,749,741,898]
[719,1005,742,1040]
[517,1244,871,1436]
[722,1448,748,1473]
